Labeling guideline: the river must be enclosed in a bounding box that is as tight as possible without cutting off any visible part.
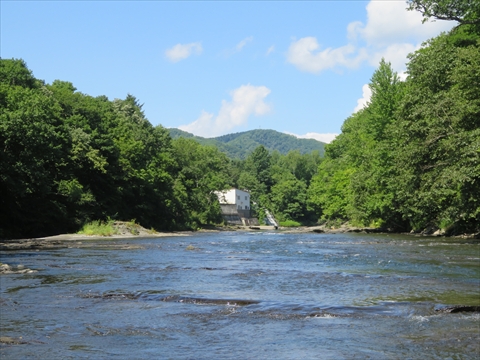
[1,231,479,359]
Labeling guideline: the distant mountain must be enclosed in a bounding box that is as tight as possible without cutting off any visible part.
[168,129,325,159]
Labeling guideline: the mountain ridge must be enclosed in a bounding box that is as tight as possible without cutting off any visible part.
[167,128,325,159]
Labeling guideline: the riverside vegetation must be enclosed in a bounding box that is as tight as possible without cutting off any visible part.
[1,1,479,239]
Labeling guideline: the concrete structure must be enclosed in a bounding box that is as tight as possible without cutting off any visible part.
[216,188,250,209]
[215,188,251,218]
[215,188,257,225]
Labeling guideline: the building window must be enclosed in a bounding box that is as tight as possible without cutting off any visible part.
[245,196,248,200]
[245,206,248,210]
[237,195,240,200]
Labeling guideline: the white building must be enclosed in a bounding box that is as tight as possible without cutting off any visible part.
[215,188,250,211]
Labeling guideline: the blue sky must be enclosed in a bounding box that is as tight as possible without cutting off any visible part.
[1,1,454,143]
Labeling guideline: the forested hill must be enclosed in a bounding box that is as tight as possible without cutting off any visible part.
[168,128,325,159]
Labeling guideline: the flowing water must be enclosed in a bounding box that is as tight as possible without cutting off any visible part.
[1,232,479,359]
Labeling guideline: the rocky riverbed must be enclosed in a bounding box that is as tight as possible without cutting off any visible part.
[0,221,190,251]
[1,222,478,251]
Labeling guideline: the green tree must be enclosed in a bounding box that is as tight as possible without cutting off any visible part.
[277,150,321,186]
[307,59,407,228]
[389,31,480,232]
[0,66,70,237]
[308,158,355,222]
[238,145,272,201]
[0,58,39,89]
[407,0,480,25]
[270,177,308,222]
[172,138,231,228]
[1,59,183,237]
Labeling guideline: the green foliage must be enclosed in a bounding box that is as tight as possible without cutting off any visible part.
[0,59,232,238]
[0,58,39,89]
[270,178,307,222]
[308,158,355,221]
[407,0,480,26]
[224,143,320,223]
[275,150,322,186]
[390,31,480,232]
[279,220,302,227]
[78,219,117,236]
[308,59,405,228]
[306,22,479,234]
[172,138,232,229]
[238,145,272,200]
[0,73,70,237]
[3,16,478,238]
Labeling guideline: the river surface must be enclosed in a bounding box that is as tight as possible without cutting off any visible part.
[1,231,479,359]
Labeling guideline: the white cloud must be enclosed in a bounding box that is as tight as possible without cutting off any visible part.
[347,21,363,42]
[369,43,420,73]
[288,1,456,75]
[398,71,408,81]
[165,42,203,63]
[287,132,338,144]
[350,1,455,73]
[287,1,456,115]
[356,1,454,47]
[236,36,253,51]
[286,37,366,74]
[179,84,271,137]
[266,45,275,56]
[354,84,372,113]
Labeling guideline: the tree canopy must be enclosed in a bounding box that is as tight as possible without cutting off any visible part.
[407,0,480,25]
[306,10,479,234]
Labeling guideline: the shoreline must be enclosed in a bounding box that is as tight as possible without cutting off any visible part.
[1,225,478,251]
[0,231,191,251]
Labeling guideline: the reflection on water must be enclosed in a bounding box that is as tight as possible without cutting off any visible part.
[1,232,479,359]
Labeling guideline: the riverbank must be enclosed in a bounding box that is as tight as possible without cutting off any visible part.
[0,231,191,251]
[1,223,478,251]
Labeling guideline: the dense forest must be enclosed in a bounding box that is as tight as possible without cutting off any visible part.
[0,58,321,238]
[1,1,478,238]
[309,1,480,234]
[168,128,325,159]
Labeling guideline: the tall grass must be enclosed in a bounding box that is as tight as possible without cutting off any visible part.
[279,220,302,227]
[78,219,117,236]
[125,219,140,235]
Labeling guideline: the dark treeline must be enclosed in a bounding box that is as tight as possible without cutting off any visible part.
[1,1,479,238]
[0,61,232,238]
[0,59,320,238]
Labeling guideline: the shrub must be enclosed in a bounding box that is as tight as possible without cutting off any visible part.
[279,220,302,227]
[77,219,117,236]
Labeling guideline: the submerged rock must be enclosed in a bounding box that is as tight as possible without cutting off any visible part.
[0,336,27,345]
[0,263,37,274]
[0,239,66,251]
[436,305,480,313]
